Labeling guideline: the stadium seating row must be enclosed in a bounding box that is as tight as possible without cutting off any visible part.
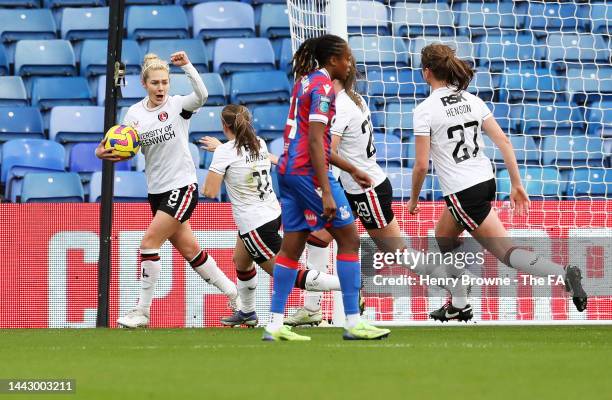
[1,98,610,150]
[1,32,609,78]
[0,2,610,41]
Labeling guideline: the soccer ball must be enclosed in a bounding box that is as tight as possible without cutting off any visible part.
[104,124,140,159]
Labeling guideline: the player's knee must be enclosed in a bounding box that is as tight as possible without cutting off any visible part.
[141,232,162,251]
[436,236,463,254]
[336,232,360,254]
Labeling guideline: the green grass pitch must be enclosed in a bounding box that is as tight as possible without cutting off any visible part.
[1,326,610,400]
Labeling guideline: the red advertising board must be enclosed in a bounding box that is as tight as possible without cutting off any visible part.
[0,201,610,328]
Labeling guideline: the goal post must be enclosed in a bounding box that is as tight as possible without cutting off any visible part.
[285,0,612,326]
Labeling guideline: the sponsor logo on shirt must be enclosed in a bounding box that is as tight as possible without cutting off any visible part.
[158,111,169,122]
[304,209,318,227]
[323,84,332,95]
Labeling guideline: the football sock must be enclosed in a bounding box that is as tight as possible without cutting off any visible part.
[304,240,329,312]
[505,248,565,278]
[268,257,299,330]
[236,267,257,313]
[336,253,361,317]
[137,249,161,312]
[190,251,238,300]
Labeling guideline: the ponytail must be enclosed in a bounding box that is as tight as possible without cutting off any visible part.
[221,105,260,158]
[342,56,365,111]
[421,44,474,92]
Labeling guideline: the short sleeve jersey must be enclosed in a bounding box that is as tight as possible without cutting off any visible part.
[209,138,281,233]
[330,90,387,194]
[277,69,335,175]
[413,87,494,196]
[123,95,197,194]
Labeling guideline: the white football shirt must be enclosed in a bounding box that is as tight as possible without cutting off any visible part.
[413,86,494,196]
[209,138,281,233]
[123,63,208,194]
[331,90,387,194]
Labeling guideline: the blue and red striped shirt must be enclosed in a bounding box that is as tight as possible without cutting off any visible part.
[277,69,335,176]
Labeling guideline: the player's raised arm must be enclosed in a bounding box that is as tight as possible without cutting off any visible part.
[171,51,209,112]
[482,116,530,215]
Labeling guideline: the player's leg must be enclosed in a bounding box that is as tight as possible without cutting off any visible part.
[285,229,332,327]
[220,234,258,327]
[426,207,475,322]
[169,221,238,309]
[117,210,182,328]
[471,210,587,311]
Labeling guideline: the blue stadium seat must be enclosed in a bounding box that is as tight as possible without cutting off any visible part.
[0,46,7,76]
[252,104,288,140]
[586,101,612,137]
[541,136,605,167]
[521,103,584,137]
[347,1,389,35]
[588,2,611,35]
[268,136,283,158]
[482,134,539,166]
[0,77,27,106]
[1,139,65,200]
[567,67,612,105]
[485,102,521,134]
[192,2,255,39]
[467,68,496,102]
[80,39,142,77]
[392,3,454,37]
[424,174,443,201]
[69,142,130,178]
[89,170,148,202]
[0,0,40,7]
[96,75,145,107]
[385,102,417,139]
[200,73,226,105]
[145,39,208,73]
[168,73,198,96]
[259,4,290,38]
[49,106,104,143]
[44,0,105,8]
[213,38,275,74]
[349,36,408,70]
[362,69,427,107]
[0,9,56,43]
[21,172,84,202]
[0,107,44,142]
[15,40,76,77]
[60,7,109,41]
[229,70,291,105]
[566,168,611,199]
[476,33,544,72]
[279,37,292,74]
[31,77,93,109]
[127,6,188,40]
[189,106,224,142]
[124,0,173,5]
[454,2,521,37]
[497,167,563,200]
[500,67,565,103]
[409,36,475,68]
[374,133,402,167]
[384,167,427,200]
[523,1,580,36]
[546,34,610,70]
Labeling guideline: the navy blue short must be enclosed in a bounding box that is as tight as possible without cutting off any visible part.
[278,172,355,232]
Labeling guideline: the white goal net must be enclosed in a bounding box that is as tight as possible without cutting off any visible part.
[286,0,612,325]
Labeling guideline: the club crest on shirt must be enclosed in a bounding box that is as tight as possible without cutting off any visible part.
[304,209,318,227]
[339,205,351,220]
[158,111,168,122]
[319,96,331,113]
